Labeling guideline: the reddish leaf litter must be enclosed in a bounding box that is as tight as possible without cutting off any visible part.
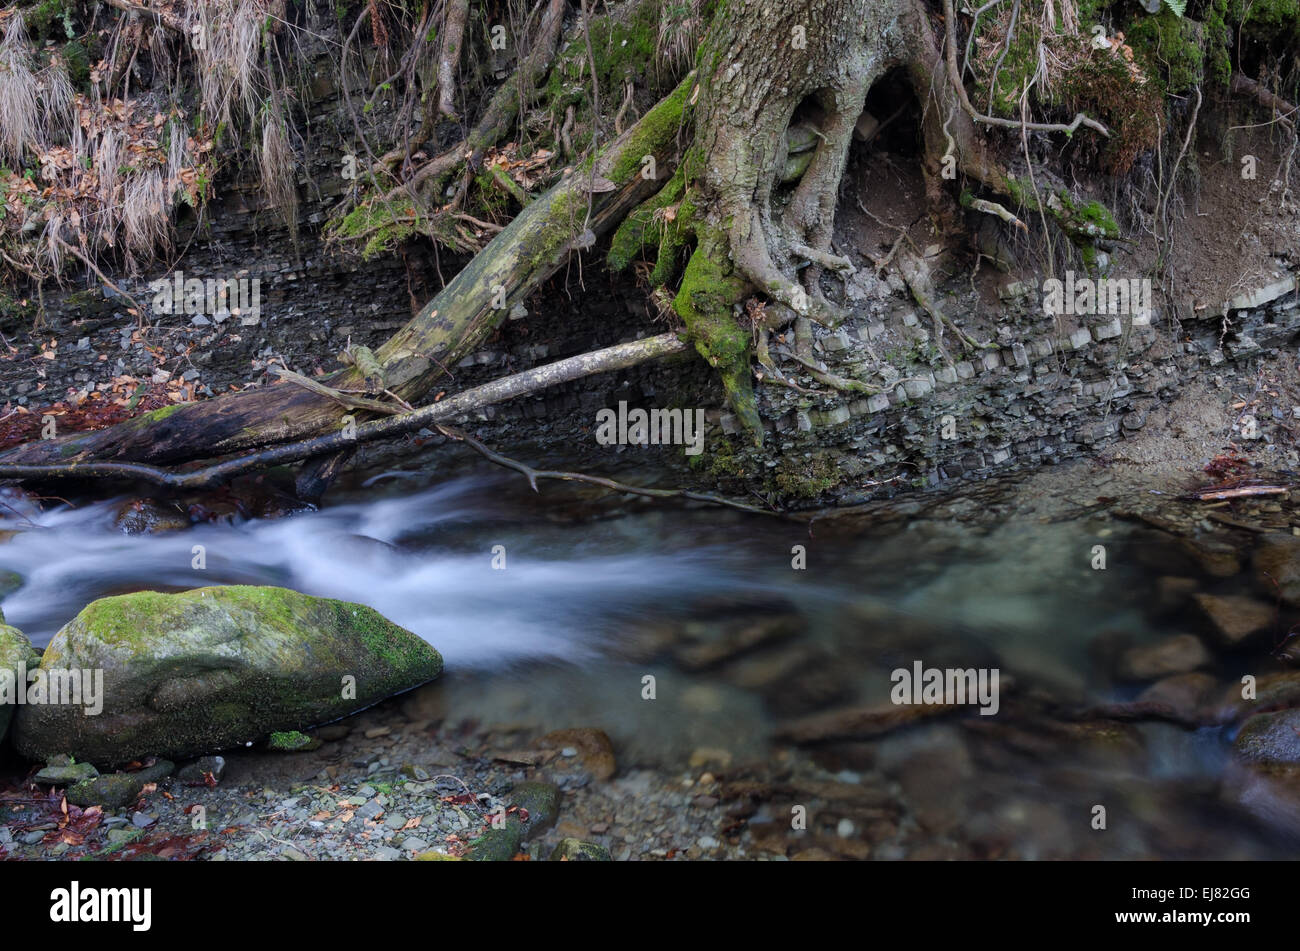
[0,782,209,861]
[0,383,179,452]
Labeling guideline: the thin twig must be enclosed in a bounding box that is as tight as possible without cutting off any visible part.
[435,424,782,516]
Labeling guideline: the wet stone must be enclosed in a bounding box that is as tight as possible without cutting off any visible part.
[1116,634,1210,681]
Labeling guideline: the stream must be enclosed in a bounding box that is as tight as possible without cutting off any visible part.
[1,457,1297,859]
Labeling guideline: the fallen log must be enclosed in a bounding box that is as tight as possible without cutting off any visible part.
[0,73,697,471]
[0,333,689,489]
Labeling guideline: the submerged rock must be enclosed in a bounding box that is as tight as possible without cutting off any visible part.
[1253,534,1300,606]
[12,585,443,764]
[1193,593,1273,646]
[114,498,190,535]
[1136,672,1218,723]
[540,728,617,780]
[1233,710,1300,766]
[1214,671,1300,723]
[1222,761,1300,837]
[1115,634,1210,681]
[1179,535,1242,578]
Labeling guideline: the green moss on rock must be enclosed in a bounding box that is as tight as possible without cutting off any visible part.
[12,585,443,765]
[267,729,321,752]
[672,239,760,443]
[509,781,561,839]
[463,816,524,861]
[0,623,34,746]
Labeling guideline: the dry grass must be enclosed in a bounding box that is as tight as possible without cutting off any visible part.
[39,56,74,142]
[0,14,40,167]
[190,1,272,137]
[259,105,298,227]
[656,0,701,74]
[0,2,301,280]
[121,170,169,266]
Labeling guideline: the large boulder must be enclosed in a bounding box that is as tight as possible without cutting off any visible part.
[13,585,442,764]
[0,622,36,746]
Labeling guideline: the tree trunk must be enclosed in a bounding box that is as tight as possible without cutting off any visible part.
[665,0,905,439]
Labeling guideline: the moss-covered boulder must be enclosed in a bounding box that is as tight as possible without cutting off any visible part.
[68,759,174,807]
[12,585,442,765]
[509,781,562,840]
[0,622,35,746]
[463,817,524,861]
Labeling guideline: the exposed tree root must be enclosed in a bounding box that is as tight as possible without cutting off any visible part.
[940,0,1108,138]
[437,0,469,119]
[1231,73,1298,130]
[380,0,568,205]
[903,0,1114,261]
[778,351,883,395]
[896,245,995,356]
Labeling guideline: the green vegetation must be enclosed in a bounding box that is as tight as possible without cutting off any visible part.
[770,453,842,500]
[327,200,424,260]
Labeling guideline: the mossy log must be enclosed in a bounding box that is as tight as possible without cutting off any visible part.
[0,74,696,471]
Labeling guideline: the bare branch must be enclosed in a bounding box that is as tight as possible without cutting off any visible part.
[0,334,689,489]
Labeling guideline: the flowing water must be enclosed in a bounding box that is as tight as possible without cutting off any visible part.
[1,459,1296,859]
